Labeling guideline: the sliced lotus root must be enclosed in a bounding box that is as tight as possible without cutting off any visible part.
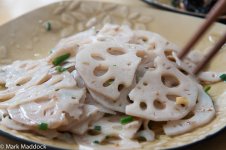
[96,24,134,43]
[7,87,85,129]
[126,56,198,121]
[163,84,215,136]
[131,30,180,80]
[3,70,86,129]
[0,60,52,101]
[150,48,195,79]
[88,80,136,113]
[0,60,51,88]
[131,30,179,52]
[0,71,82,108]
[48,28,97,63]
[76,42,143,100]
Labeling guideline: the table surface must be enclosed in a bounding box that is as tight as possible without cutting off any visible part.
[0,0,225,150]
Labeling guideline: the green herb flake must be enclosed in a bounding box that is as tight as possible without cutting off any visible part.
[38,123,48,130]
[52,53,70,66]
[120,116,133,125]
[93,140,99,144]
[113,65,117,66]
[55,66,67,73]
[94,125,101,131]
[220,74,226,81]
[43,21,52,31]
[204,85,211,93]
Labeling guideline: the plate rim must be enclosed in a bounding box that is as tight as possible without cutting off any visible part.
[0,0,225,149]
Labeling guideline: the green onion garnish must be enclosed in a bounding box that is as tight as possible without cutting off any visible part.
[94,125,101,131]
[52,53,70,66]
[120,116,133,125]
[55,66,67,73]
[204,85,211,93]
[38,123,48,130]
[93,140,99,144]
[113,65,116,66]
[43,21,52,31]
[220,74,226,81]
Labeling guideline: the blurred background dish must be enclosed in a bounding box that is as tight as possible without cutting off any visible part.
[143,0,226,23]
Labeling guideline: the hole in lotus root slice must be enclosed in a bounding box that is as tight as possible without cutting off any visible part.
[132,30,172,51]
[107,47,125,55]
[91,53,105,61]
[0,84,6,91]
[93,65,109,77]
[153,100,165,110]
[166,94,180,102]
[103,78,115,87]
[136,51,147,59]
[138,36,148,42]
[161,74,180,88]
[143,82,148,86]
[37,74,52,85]
[140,101,147,110]
[178,67,189,75]
[164,49,176,62]
[118,84,124,91]
[87,129,101,136]
[148,42,156,50]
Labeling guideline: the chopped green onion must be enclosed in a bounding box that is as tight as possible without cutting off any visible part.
[38,123,48,130]
[204,85,211,93]
[93,140,99,144]
[52,53,70,66]
[120,116,133,125]
[220,74,226,81]
[113,64,117,66]
[55,66,67,73]
[43,21,52,31]
[94,125,101,131]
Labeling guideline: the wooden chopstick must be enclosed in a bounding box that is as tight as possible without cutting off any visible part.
[178,0,226,59]
[193,32,226,74]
